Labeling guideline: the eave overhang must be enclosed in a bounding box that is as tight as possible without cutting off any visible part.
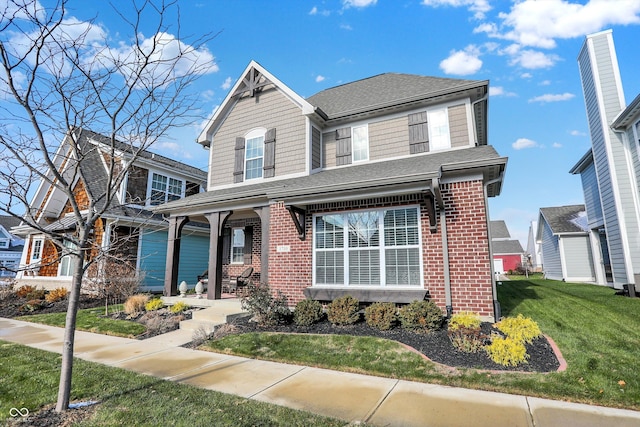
[611,92,640,129]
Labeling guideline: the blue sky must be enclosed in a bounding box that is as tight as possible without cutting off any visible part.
[6,0,640,246]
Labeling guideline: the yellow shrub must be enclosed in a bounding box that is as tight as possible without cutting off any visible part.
[495,314,541,344]
[145,298,164,312]
[448,311,481,331]
[124,294,149,314]
[16,285,36,298]
[45,287,68,303]
[485,335,528,366]
[170,301,188,313]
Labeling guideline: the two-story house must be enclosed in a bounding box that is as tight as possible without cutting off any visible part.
[570,30,640,290]
[0,215,24,279]
[156,61,507,320]
[13,129,209,291]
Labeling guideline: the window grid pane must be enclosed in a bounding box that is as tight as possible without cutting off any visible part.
[348,212,379,248]
[231,229,245,263]
[352,125,369,162]
[316,251,344,284]
[349,249,380,285]
[245,136,264,180]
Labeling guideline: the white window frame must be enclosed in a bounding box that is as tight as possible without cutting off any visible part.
[244,128,266,181]
[427,107,451,151]
[313,206,423,287]
[58,240,78,277]
[148,172,184,206]
[352,124,369,163]
[231,227,245,264]
[31,238,43,262]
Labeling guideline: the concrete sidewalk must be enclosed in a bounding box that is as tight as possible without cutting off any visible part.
[1,317,639,426]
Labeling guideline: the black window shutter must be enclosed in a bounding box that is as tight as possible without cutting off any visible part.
[408,112,429,154]
[263,128,276,178]
[335,127,352,166]
[234,137,245,183]
[243,226,253,264]
[221,228,231,264]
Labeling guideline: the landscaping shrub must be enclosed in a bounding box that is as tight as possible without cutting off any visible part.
[326,295,360,326]
[495,314,542,344]
[124,294,149,315]
[485,334,528,366]
[45,287,68,303]
[25,288,46,300]
[145,298,164,312]
[0,280,15,301]
[170,301,189,313]
[364,302,397,331]
[241,284,291,327]
[16,285,36,298]
[293,299,324,327]
[447,311,486,353]
[398,300,443,334]
[19,299,44,313]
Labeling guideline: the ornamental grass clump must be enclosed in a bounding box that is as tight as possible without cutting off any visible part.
[293,299,324,327]
[16,285,36,298]
[364,302,397,331]
[495,314,542,344]
[327,295,360,326]
[145,298,164,312]
[124,294,149,315]
[398,300,443,334]
[44,287,68,303]
[448,311,486,353]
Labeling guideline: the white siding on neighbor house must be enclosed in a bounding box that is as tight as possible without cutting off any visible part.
[563,235,596,281]
[580,160,604,229]
[540,219,563,281]
[579,33,628,286]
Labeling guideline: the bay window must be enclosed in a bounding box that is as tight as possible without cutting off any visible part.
[314,207,421,286]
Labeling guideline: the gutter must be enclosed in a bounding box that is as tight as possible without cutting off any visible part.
[437,173,453,317]
[484,172,505,321]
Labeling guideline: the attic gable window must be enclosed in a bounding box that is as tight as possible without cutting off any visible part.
[150,173,183,206]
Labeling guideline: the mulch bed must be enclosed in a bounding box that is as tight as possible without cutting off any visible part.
[0,294,103,319]
[227,316,561,373]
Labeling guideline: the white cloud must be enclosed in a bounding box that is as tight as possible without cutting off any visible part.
[521,72,532,79]
[202,89,215,102]
[309,6,331,16]
[343,0,377,8]
[309,6,318,15]
[423,0,492,19]
[439,45,482,75]
[315,75,326,83]
[154,141,193,159]
[570,130,587,136]
[0,0,45,22]
[489,86,517,97]
[552,142,563,148]
[340,24,353,30]
[529,92,575,103]
[540,80,551,86]
[512,138,539,150]
[221,77,232,90]
[508,47,559,69]
[488,0,640,49]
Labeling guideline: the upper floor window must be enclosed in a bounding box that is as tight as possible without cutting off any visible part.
[352,125,369,162]
[31,238,43,261]
[150,173,183,206]
[245,132,265,180]
[59,240,78,277]
[427,108,450,151]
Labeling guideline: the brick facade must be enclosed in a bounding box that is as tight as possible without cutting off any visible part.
[266,180,495,317]
[223,218,262,284]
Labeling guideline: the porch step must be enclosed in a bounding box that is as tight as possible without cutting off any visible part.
[173,300,247,335]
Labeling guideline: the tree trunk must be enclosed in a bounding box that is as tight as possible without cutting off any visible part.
[55,242,86,412]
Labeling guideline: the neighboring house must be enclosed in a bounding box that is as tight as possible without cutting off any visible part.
[536,205,596,283]
[13,129,209,291]
[526,220,543,272]
[569,29,640,289]
[156,61,507,320]
[489,220,524,274]
[0,216,24,279]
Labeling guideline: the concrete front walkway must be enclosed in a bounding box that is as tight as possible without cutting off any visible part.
[1,317,639,426]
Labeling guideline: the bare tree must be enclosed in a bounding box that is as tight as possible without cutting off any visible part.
[0,0,216,412]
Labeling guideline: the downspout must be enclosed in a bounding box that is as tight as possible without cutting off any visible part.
[471,92,489,146]
[484,173,504,321]
[434,175,453,317]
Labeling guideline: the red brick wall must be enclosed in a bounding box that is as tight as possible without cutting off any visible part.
[223,218,262,284]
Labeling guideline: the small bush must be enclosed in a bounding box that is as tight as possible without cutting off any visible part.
[293,299,324,327]
[364,302,397,331]
[16,285,36,298]
[45,287,69,303]
[398,300,443,334]
[448,327,488,353]
[170,301,189,314]
[145,298,164,312]
[326,295,360,326]
[495,314,542,344]
[19,299,44,313]
[486,334,528,366]
[26,288,47,300]
[124,294,149,315]
[241,284,291,327]
[448,311,481,331]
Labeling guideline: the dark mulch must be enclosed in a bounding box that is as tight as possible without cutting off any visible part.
[109,308,194,339]
[228,316,560,373]
[0,294,103,318]
[6,402,99,427]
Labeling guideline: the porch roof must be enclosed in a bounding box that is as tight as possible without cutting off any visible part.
[153,145,506,216]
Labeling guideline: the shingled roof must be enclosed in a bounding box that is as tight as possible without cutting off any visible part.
[539,205,588,234]
[493,239,524,255]
[489,220,511,240]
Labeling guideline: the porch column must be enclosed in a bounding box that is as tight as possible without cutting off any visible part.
[205,211,232,299]
[163,215,189,297]
[254,206,270,284]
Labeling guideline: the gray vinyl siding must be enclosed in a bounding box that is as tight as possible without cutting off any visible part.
[311,126,321,170]
[580,161,604,228]
[369,116,409,160]
[541,219,563,281]
[579,34,628,285]
[563,235,595,280]
[448,104,470,148]
[625,124,640,274]
[209,88,306,188]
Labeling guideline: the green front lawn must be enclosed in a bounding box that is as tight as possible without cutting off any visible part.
[0,341,349,426]
[205,280,640,410]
